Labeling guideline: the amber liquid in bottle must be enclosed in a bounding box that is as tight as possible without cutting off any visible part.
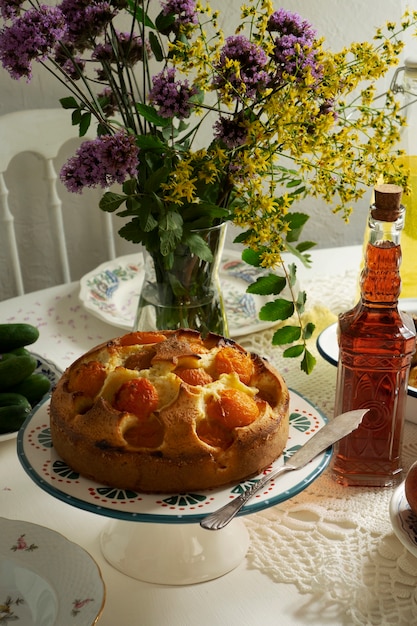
[332,186,416,487]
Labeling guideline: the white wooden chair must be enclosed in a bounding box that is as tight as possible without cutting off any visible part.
[0,109,120,299]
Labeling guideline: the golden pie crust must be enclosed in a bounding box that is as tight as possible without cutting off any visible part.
[50,329,290,493]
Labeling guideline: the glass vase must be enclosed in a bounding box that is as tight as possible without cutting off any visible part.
[134,223,229,337]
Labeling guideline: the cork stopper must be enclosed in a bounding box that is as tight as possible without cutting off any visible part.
[371,184,403,221]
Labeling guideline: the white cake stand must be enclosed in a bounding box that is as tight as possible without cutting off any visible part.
[17,390,331,585]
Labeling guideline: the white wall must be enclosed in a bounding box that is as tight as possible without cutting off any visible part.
[0,0,415,299]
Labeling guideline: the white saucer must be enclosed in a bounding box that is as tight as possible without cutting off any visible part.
[0,517,105,625]
[390,481,417,558]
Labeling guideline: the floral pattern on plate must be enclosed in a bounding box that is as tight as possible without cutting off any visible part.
[390,481,417,558]
[17,391,330,524]
[0,517,105,625]
[78,251,290,337]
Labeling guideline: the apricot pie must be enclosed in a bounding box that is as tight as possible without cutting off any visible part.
[50,329,290,493]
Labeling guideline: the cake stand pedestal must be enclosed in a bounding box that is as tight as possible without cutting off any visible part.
[101,518,249,584]
[18,390,331,585]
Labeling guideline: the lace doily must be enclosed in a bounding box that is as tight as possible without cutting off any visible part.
[237,271,417,626]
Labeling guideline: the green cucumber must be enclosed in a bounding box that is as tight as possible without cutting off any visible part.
[0,392,32,411]
[0,354,37,391]
[0,323,39,352]
[10,374,51,407]
[0,348,31,361]
[0,404,31,434]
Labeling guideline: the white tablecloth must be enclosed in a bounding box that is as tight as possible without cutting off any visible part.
[1,245,417,626]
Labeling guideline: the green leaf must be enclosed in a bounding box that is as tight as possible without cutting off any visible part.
[161,211,183,233]
[283,344,305,358]
[136,134,166,151]
[60,96,79,110]
[119,199,141,217]
[118,218,144,244]
[127,2,155,28]
[123,178,138,195]
[99,192,126,213]
[167,273,187,297]
[136,102,170,127]
[285,241,313,267]
[296,290,307,313]
[144,165,170,193]
[289,185,306,197]
[303,322,316,340]
[79,112,91,137]
[140,211,158,232]
[296,241,316,253]
[233,229,253,245]
[160,228,180,256]
[183,233,213,262]
[286,178,303,188]
[272,325,301,345]
[287,263,297,287]
[301,349,317,374]
[259,298,294,321]
[71,109,81,125]
[241,247,263,267]
[247,274,286,296]
[181,203,229,227]
[155,10,175,32]
[284,212,309,243]
[97,122,109,137]
[149,31,164,61]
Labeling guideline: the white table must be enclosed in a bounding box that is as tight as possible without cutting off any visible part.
[1,245,417,626]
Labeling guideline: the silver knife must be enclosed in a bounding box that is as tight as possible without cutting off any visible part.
[200,408,368,531]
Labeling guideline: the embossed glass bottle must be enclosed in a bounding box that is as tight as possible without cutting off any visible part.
[331,184,416,487]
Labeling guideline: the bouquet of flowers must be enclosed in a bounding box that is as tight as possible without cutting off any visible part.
[0,0,415,372]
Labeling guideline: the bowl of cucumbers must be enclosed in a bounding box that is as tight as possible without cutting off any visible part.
[0,323,62,441]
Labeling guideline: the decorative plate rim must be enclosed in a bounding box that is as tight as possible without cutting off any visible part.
[389,480,417,559]
[0,516,105,625]
[17,389,331,524]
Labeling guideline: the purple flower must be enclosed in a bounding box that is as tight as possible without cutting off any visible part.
[213,115,248,149]
[268,9,317,42]
[0,5,67,80]
[54,45,86,80]
[149,67,197,119]
[93,31,150,66]
[267,10,322,83]
[60,132,139,193]
[59,0,116,51]
[214,35,269,99]
[161,0,198,26]
[0,0,25,20]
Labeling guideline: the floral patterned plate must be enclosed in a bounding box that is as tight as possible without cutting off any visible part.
[17,390,331,524]
[78,251,291,337]
[0,353,62,443]
[0,517,105,625]
[390,481,417,559]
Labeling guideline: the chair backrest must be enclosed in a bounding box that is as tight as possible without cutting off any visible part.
[0,108,120,299]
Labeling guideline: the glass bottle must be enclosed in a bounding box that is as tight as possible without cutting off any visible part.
[331,184,416,487]
[391,56,417,297]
